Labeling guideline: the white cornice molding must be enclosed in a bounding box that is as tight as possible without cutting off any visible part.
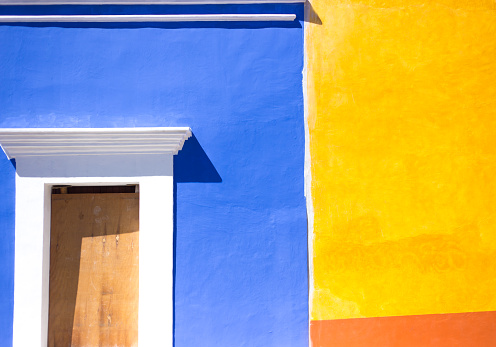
[0,127,192,158]
[0,0,305,4]
[0,13,296,21]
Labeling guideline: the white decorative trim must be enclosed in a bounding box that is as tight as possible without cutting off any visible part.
[0,14,296,22]
[0,127,192,158]
[0,0,305,5]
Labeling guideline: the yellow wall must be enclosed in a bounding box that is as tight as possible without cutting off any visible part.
[307,0,496,320]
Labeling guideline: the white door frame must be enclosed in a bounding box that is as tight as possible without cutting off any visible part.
[0,127,191,347]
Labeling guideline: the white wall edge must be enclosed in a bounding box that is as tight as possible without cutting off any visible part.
[302,6,314,338]
[0,13,296,22]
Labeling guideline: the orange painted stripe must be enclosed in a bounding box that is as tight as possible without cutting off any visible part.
[311,311,496,347]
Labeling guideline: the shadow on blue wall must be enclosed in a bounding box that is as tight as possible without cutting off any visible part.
[172,133,221,346]
[174,134,221,184]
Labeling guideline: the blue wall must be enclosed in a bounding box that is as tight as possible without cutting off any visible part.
[0,4,307,346]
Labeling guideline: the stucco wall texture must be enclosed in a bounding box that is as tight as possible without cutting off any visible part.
[306,0,496,345]
[0,5,307,346]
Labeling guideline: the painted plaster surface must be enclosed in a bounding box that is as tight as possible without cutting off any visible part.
[0,160,14,346]
[307,0,496,333]
[310,311,496,346]
[0,5,307,346]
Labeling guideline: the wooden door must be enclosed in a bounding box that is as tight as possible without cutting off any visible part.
[48,190,139,347]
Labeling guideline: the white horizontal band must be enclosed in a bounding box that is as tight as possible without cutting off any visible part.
[0,0,304,4]
[0,127,192,157]
[0,13,296,22]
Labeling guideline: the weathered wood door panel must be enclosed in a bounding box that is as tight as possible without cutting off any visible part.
[48,192,139,347]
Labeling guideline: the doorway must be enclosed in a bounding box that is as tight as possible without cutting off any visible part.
[47,185,139,347]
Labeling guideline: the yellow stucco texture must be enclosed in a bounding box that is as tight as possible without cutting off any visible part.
[307,0,496,320]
